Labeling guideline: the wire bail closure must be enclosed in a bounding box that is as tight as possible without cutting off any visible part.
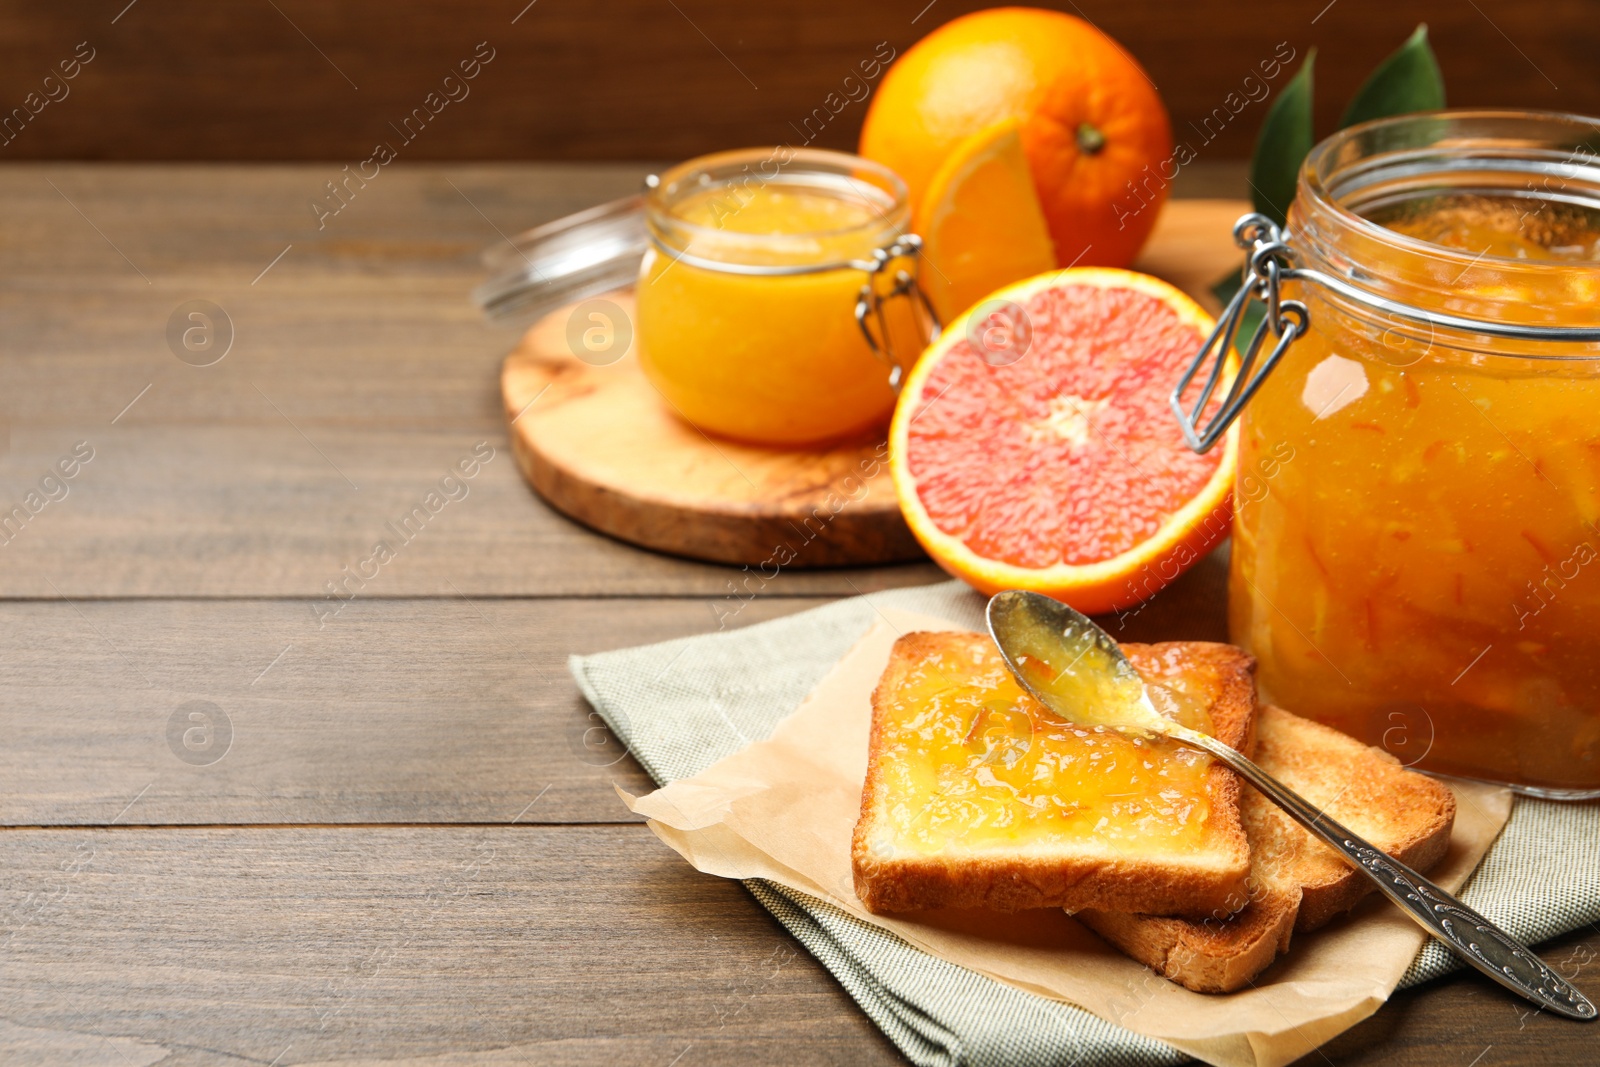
[647,227,941,394]
[1171,213,1307,454]
[854,234,942,392]
[1171,211,1600,455]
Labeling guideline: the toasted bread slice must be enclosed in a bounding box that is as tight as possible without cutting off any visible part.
[1077,705,1456,993]
[852,631,1258,916]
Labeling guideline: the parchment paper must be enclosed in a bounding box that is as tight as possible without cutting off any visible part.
[625,607,1513,1067]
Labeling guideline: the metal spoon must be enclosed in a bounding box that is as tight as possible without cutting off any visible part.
[986,589,1596,1020]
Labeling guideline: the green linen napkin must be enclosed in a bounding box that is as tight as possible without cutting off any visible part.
[569,580,1600,1066]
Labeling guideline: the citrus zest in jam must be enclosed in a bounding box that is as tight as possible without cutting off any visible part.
[871,636,1221,857]
[1234,188,1600,790]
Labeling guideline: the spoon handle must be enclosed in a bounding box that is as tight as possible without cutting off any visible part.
[1177,727,1596,1021]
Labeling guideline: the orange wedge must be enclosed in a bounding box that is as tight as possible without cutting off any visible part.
[916,119,1059,324]
[890,268,1236,614]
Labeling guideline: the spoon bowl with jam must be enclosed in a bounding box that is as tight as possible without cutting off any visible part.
[986,589,1596,1020]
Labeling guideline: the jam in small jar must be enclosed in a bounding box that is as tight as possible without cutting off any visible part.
[637,148,932,446]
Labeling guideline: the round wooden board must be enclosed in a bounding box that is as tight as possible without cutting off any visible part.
[498,200,1249,568]
[500,294,922,567]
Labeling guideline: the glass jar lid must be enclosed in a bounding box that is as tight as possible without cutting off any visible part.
[473,193,647,324]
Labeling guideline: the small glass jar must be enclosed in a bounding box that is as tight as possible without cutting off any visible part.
[1174,110,1600,796]
[637,148,931,446]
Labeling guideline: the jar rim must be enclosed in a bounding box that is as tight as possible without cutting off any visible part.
[646,146,910,267]
[1299,107,1600,276]
[1172,111,1600,455]
[1289,108,1600,352]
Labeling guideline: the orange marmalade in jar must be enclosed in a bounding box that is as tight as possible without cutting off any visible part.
[637,148,933,446]
[1174,111,1600,796]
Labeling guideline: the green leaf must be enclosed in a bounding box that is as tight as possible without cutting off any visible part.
[1340,24,1446,128]
[1249,50,1315,227]
[1210,270,1241,309]
[1210,269,1265,356]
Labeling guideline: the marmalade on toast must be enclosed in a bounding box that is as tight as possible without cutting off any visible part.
[869,639,1221,856]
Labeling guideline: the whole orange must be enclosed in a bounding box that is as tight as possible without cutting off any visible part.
[861,8,1173,270]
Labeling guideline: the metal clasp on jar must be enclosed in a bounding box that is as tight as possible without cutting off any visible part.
[642,227,941,395]
[853,234,942,392]
[1171,212,1600,454]
[1170,214,1307,453]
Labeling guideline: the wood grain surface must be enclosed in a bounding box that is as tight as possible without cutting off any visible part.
[0,826,905,1067]
[0,1,1591,162]
[0,170,1243,598]
[0,164,944,598]
[3,162,1597,1067]
[501,298,922,567]
[0,596,805,827]
[0,549,1230,828]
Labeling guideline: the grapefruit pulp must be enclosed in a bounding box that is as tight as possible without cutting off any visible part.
[890,268,1236,614]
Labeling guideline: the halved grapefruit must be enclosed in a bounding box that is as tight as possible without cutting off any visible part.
[890,268,1236,614]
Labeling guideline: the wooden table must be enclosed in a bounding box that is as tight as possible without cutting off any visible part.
[1,164,1594,1067]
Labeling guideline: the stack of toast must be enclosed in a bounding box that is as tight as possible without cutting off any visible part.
[851,631,1456,993]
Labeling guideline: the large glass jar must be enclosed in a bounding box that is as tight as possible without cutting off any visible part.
[1183,111,1600,796]
[636,148,929,446]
